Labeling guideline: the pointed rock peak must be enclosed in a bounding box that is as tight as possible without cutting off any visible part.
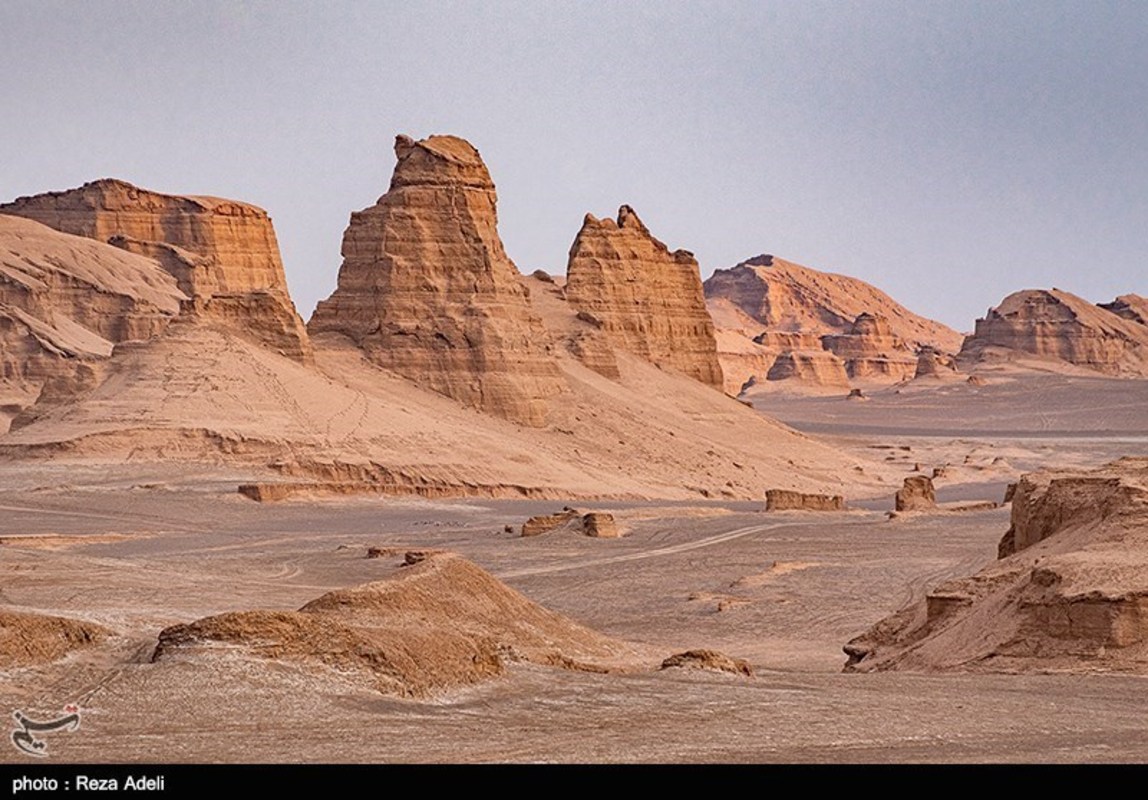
[742,254,775,268]
[309,132,565,426]
[617,204,648,233]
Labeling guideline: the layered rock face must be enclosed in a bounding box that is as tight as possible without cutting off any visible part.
[1099,294,1148,327]
[0,179,312,363]
[705,256,961,392]
[765,350,849,387]
[845,459,1148,674]
[308,134,565,427]
[914,346,960,379]
[564,206,723,389]
[0,215,184,425]
[894,475,936,512]
[765,489,845,511]
[822,313,918,382]
[958,289,1148,377]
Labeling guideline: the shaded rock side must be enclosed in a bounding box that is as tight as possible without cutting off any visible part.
[308,134,565,426]
[765,489,845,511]
[0,216,185,426]
[895,475,936,512]
[845,458,1148,674]
[152,551,644,696]
[958,289,1148,377]
[564,206,723,389]
[1,179,312,363]
[1099,294,1148,327]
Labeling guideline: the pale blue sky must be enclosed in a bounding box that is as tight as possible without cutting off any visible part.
[3,1,1145,331]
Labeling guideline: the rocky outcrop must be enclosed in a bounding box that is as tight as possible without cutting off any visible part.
[1098,294,1148,327]
[522,508,621,538]
[821,313,918,382]
[0,215,185,426]
[660,649,753,676]
[765,350,850,387]
[0,179,312,363]
[765,489,845,511]
[845,459,1148,674]
[958,289,1148,377]
[308,135,565,426]
[895,475,936,512]
[565,206,723,389]
[0,609,108,668]
[914,346,960,379]
[705,256,960,390]
[153,551,642,696]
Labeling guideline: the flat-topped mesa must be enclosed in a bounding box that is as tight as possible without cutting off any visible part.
[307,134,565,427]
[0,184,311,365]
[958,289,1148,377]
[564,206,723,389]
[0,179,313,363]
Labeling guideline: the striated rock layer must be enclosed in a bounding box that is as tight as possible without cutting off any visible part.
[308,134,565,426]
[958,289,1148,377]
[0,179,312,363]
[565,206,723,389]
[845,458,1148,674]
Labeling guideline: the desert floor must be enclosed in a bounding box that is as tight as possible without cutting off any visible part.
[2,379,1148,763]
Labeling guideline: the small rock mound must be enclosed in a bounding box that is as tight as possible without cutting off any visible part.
[660,649,753,677]
[153,552,642,697]
[0,609,108,668]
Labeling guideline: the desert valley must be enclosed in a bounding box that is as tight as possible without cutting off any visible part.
[1,132,1147,764]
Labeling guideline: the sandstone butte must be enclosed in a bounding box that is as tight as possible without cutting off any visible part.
[0,178,313,364]
[957,288,1148,377]
[0,215,185,428]
[564,205,723,389]
[845,458,1148,674]
[308,134,565,427]
[704,254,963,395]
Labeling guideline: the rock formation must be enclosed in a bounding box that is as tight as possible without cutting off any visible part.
[765,350,850,388]
[765,489,845,511]
[153,551,644,696]
[308,135,565,426]
[1098,294,1148,327]
[845,458,1148,674]
[914,345,960,379]
[894,475,936,512]
[564,206,723,389]
[0,179,312,363]
[522,508,620,537]
[660,649,754,676]
[958,289,1148,377]
[822,313,918,382]
[705,256,961,392]
[0,215,184,427]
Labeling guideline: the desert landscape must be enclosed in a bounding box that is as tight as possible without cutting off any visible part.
[1,129,1146,764]
[3,3,1147,768]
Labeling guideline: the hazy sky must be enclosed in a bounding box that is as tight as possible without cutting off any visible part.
[3,1,1145,330]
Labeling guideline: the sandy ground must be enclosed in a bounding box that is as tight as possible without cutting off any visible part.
[2,377,1148,763]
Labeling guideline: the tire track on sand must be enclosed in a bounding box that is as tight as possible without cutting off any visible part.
[497,520,835,579]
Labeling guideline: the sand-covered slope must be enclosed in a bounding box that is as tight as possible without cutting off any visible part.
[958,289,1148,377]
[0,215,184,429]
[153,551,649,697]
[704,255,962,394]
[845,458,1148,674]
